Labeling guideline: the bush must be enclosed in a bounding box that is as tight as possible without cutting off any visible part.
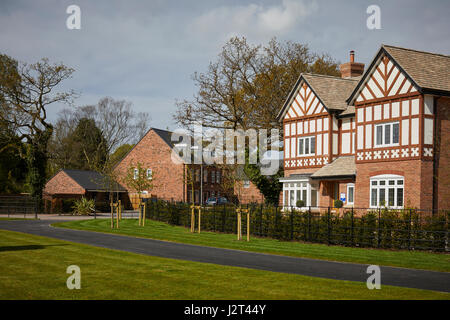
[72,197,95,215]
[334,199,343,208]
[296,200,305,208]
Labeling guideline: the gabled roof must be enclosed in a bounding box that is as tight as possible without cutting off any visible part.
[62,169,126,192]
[277,73,358,121]
[384,45,450,94]
[152,128,183,148]
[311,156,355,180]
[347,44,450,104]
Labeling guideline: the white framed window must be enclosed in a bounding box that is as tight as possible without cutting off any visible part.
[243,180,250,188]
[370,174,404,208]
[211,171,215,184]
[375,122,399,147]
[347,183,355,205]
[133,168,138,180]
[146,168,152,180]
[282,180,317,208]
[298,136,316,156]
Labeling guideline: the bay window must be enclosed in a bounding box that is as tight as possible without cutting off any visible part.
[282,180,318,208]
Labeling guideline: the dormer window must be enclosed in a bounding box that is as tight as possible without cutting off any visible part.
[298,136,316,156]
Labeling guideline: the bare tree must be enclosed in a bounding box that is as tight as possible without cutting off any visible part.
[174,37,340,131]
[49,97,150,173]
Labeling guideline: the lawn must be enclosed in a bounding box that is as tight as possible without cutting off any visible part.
[0,229,449,300]
[54,218,450,273]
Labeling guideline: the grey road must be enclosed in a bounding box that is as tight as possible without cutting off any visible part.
[0,219,449,293]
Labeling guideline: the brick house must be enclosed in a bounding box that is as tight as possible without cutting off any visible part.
[277,45,450,211]
[113,128,264,207]
[43,169,128,212]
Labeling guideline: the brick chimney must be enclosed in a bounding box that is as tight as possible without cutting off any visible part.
[340,50,365,79]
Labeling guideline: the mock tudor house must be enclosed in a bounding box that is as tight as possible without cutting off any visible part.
[278,45,450,212]
[114,128,264,207]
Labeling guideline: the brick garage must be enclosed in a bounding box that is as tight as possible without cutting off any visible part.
[43,169,128,213]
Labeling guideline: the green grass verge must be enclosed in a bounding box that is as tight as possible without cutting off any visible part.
[53,218,450,273]
[0,229,448,300]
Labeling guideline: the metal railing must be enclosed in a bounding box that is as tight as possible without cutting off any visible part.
[0,195,38,219]
[145,201,449,252]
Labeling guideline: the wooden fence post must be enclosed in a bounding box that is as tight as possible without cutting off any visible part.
[143,202,146,226]
[116,203,119,229]
[110,201,114,229]
[190,206,194,233]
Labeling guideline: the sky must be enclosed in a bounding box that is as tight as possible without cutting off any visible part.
[1,0,449,131]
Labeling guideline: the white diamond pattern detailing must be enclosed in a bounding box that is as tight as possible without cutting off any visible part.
[411,147,419,157]
[424,147,433,157]
[357,152,364,161]
[374,151,381,159]
[391,149,399,158]
[365,152,372,160]
[401,148,409,158]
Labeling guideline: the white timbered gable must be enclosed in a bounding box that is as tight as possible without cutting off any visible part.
[285,83,326,119]
[356,56,417,103]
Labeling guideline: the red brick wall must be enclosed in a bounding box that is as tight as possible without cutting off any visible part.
[355,160,433,210]
[435,96,450,210]
[43,171,86,197]
[235,181,265,204]
[114,130,185,203]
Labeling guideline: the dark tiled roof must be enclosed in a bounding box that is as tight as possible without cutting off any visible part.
[63,169,126,192]
[383,45,450,93]
[152,128,177,148]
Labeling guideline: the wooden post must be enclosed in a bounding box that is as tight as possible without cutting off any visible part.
[237,208,242,241]
[138,202,142,226]
[190,206,195,233]
[110,201,114,229]
[116,203,119,229]
[118,200,122,221]
[143,202,146,226]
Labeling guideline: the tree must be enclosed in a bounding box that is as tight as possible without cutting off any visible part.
[69,117,108,170]
[174,37,340,201]
[56,97,150,157]
[122,162,154,204]
[0,54,76,201]
[244,154,283,206]
[174,37,340,131]
[0,124,28,193]
[110,143,134,167]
